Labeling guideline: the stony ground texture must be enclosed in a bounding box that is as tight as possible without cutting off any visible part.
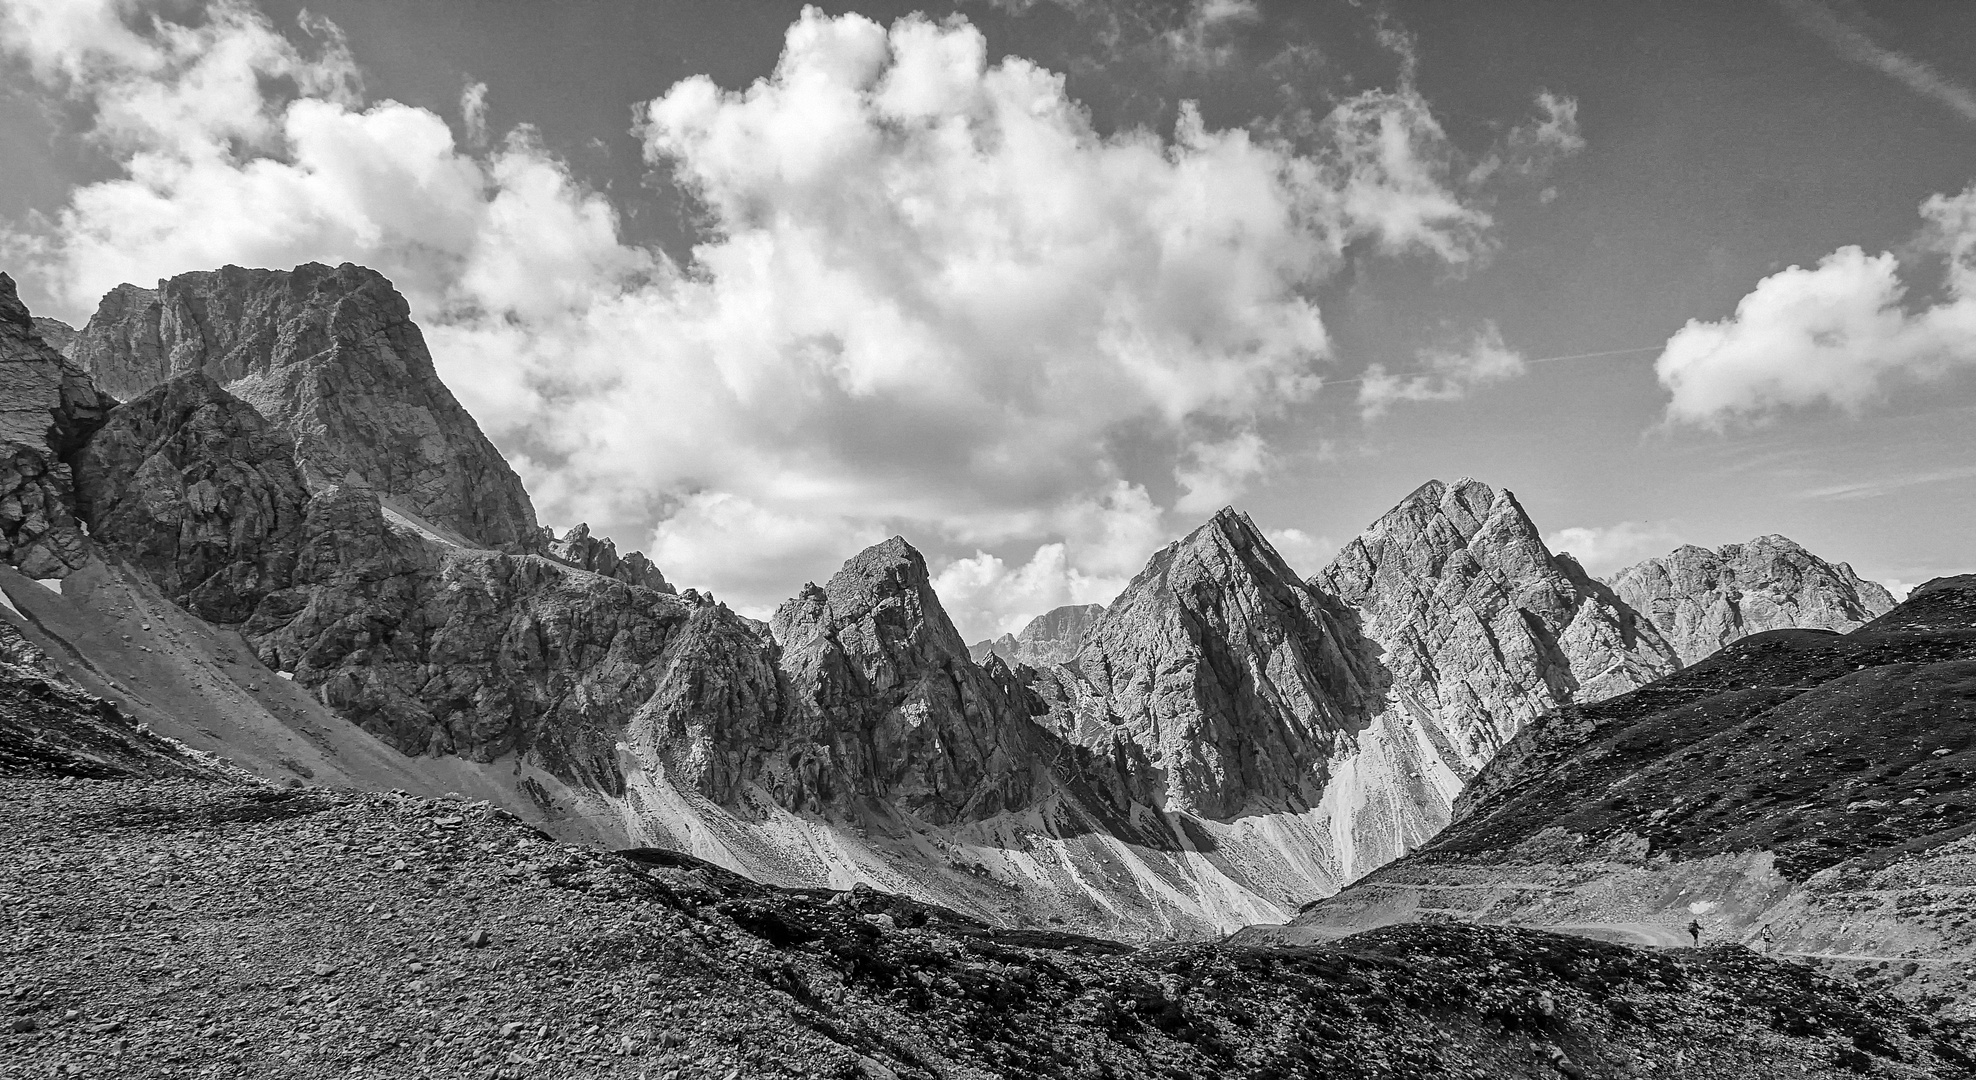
[5,773,1974,1080]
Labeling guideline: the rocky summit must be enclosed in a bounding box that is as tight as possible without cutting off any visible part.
[968,603,1104,667]
[1608,534,1899,665]
[63,263,541,551]
[1308,479,1680,874]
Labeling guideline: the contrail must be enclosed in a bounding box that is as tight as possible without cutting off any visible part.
[1773,0,1976,127]
[1324,344,1663,387]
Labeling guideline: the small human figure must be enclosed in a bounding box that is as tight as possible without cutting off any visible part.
[1759,924,1774,953]
[1687,918,1703,947]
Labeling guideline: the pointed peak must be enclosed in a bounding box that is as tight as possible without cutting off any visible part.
[0,271,28,333]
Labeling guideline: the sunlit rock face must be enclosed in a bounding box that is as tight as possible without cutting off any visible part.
[1607,536,1898,666]
[64,263,540,551]
[1307,479,1680,875]
[969,603,1105,667]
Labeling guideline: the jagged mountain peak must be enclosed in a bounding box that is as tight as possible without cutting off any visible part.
[546,522,673,594]
[773,535,969,657]
[1298,476,1679,877]
[1608,533,1898,665]
[1068,506,1379,821]
[65,261,540,551]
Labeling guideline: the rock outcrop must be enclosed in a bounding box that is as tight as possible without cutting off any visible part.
[969,603,1104,667]
[0,273,113,579]
[1315,479,1679,786]
[1607,535,1898,665]
[72,373,310,623]
[64,263,540,550]
[547,523,674,594]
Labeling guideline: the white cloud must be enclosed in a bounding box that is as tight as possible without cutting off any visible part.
[1160,0,1260,69]
[932,481,1163,640]
[460,79,489,148]
[1882,579,1917,601]
[1656,188,1976,424]
[4,1,1511,637]
[1545,521,1684,576]
[1776,0,1976,127]
[1358,320,1526,417]
[1263,526,1334,579]
[1174,430,1270,515]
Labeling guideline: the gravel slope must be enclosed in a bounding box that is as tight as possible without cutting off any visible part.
[5,772,1973,1080]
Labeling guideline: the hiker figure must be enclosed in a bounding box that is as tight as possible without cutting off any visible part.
[1687,919,1703,947]
[1759,924,1774,953]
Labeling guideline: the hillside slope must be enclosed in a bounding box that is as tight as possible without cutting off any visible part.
[1256,575,1976,1016]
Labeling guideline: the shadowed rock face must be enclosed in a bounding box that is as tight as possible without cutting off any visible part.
[1065,509,1381,821]
[1315,478,1679,785]
[1608,536,1898,666]
[0,273,114,579]
[764,538,1053,826]
[64,263,540,550]
[72,373,309,623]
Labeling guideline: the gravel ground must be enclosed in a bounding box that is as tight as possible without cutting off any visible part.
[5,774,1974,1079]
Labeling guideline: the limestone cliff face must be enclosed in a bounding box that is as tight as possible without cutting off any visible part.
[64,263,539,550]
[968,603,1104,667]
[1316,479,1679,786]
[1607,536,1897,666]
[1063,509,1381,821]
[0,274,113,579]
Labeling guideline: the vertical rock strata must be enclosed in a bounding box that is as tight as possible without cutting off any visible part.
[1607,537,1898,665]
[64,263,540,550]
[1316,479,1679,784]
[1064,510,1379,821]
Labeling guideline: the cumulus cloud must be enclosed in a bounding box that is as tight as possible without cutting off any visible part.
[3,1,1515,639]
[1656,186,1976,424]
[1545,521,1684,576]
[1358,321,1526,417]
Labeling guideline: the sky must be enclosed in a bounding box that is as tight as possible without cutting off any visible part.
[1,0,1973,641]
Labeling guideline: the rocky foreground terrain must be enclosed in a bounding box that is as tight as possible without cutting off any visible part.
[6,747,1974,1079]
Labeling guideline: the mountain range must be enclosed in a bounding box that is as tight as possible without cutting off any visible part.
[0,262,1908,943]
